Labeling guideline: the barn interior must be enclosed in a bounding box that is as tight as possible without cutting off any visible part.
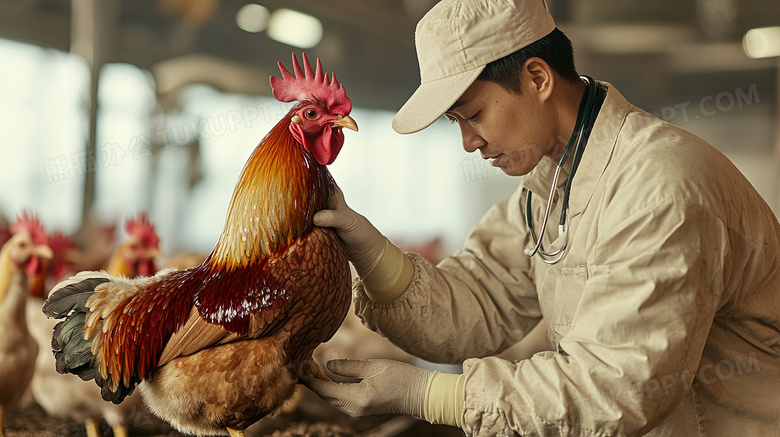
[1,0,779,435]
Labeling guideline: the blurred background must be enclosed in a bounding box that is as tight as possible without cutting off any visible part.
[1,0,779,259]
[1,0,780,436]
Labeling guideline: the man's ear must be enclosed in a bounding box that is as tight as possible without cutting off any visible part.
[522,57,554,103]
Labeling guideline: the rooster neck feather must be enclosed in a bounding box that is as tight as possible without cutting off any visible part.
[210,105,333,269]
[0,244,28,323]
[106,247,132,277]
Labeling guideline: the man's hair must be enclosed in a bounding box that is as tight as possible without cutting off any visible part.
[478,28,580,94]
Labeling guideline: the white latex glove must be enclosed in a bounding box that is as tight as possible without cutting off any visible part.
[304,359,464,427]
[314,185,413,301]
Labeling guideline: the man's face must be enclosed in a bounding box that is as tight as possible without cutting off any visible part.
[445,79,557,176]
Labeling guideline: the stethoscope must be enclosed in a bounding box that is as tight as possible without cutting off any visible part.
[523,75,601,264]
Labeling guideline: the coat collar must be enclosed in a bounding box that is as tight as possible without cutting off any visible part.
[522,82,633,218]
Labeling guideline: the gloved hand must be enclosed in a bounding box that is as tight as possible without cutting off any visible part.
[314,185,414,302]
[304,359,464,427]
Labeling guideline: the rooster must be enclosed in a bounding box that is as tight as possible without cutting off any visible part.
[26,231,77,299]
[105,214,161,278]
[44,53,356,437]
[46,231,80,286]
[0,213,52,435]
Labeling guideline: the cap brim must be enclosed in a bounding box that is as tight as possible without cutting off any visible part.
[392,66,484,134]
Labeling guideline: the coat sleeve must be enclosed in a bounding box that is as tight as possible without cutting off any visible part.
[461,198,729,436]
[353,184,543,364]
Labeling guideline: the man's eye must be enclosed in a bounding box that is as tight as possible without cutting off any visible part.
[444,113,463,124]
[464,112,480,123]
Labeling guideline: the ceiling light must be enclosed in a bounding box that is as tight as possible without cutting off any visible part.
[236,4,270,33]
[267,9,323,49]
[743,26,780,59]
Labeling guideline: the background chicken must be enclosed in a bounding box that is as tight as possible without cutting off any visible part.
[25,231,77,300]
[0,213,51,435]
[27,229,146,437]
[44,53,357,437]
[105,214,161,278]
[45,232,79,288]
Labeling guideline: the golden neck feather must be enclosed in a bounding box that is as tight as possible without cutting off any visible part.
[210,112,329,269]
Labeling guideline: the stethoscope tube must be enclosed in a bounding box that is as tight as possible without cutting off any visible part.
[524,76,599,264]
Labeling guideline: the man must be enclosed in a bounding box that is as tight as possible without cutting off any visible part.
[306,0,780,435]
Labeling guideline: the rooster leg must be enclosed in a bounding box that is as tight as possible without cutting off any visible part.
[227,427,245,437]
[111,424,129,437]
[85,418,101,437]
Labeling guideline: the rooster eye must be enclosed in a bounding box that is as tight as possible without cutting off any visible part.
[304,109,318,120]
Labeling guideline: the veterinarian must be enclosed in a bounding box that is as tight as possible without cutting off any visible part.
[308,0,780,434]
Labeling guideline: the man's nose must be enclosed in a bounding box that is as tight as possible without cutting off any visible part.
[460,124,486,153]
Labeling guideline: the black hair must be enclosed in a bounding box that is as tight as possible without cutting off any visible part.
[477,27,580,94]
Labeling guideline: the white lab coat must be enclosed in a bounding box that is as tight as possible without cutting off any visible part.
[354,84,780,436]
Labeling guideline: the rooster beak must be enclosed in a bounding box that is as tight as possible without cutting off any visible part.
[35,245,53,260]
[146,248,163,259]
[332,115,358,132]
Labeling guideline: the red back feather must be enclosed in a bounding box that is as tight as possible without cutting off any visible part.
[10,211,48,245]
[125,213,159,248]
[270,53,352,116]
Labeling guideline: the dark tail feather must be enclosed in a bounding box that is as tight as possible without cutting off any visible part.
[42,277,111,318]
[43,276,137,404]
[51,312,90,373]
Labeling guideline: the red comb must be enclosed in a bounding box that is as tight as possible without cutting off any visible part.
[48,231,75,254]
[125,213,160,248]
[10,212,48,246]
[270,53,352,116]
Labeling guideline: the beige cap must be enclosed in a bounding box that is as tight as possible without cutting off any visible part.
[392,0,555,134]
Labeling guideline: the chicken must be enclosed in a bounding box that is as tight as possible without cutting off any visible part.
[43,53,357,437]
[105,214,161,278]
[26,231,77,299]
[46,231,80,286]
[27,231,143,437]
[0,214,52,435]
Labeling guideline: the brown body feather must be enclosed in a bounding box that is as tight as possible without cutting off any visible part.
[90,107,341,388]
[46,103,352,435]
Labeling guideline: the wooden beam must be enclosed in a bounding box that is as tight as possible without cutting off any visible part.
[70,0,119,225]
[0,1,70,50]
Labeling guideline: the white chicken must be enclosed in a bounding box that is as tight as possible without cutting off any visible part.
[0,214,51,435]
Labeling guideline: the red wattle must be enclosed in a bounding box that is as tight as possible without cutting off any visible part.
[24,255,41,276]
[138,259,155,277]
[289,123,343,165]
